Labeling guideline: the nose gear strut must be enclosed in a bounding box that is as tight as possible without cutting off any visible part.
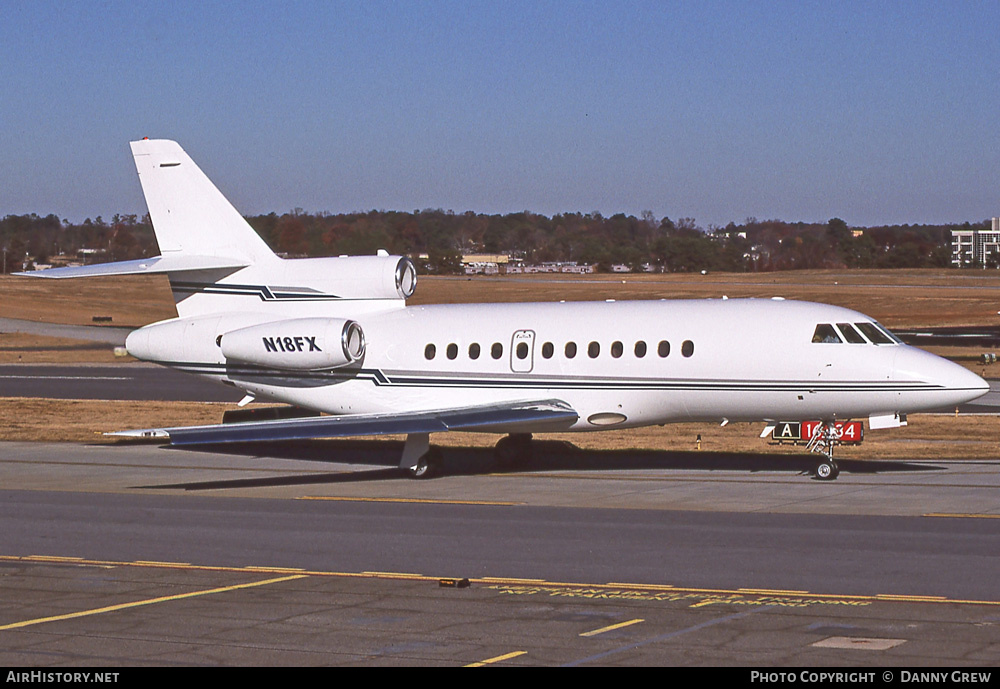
[806,421,842,480]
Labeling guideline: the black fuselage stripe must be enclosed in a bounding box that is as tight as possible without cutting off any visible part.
[169,281,341,301]
[160,361,944,392]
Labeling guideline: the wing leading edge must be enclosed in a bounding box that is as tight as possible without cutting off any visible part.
[17,254,248,279]
[109,399,579,446]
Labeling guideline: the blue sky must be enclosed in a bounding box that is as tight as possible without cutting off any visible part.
[2,0,998,227]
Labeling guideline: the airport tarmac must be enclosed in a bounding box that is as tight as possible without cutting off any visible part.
[1,439,999,666]
[0,343,998,666]
[0,363,242,401]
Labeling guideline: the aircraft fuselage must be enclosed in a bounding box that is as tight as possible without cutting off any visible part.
[125,296,986,431]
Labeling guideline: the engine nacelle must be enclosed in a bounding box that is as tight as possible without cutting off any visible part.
[221,318,366,370]
[273,254,417,301]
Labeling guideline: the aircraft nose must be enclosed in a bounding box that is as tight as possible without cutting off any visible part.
[893,346,989,408]
[124,327,153,361]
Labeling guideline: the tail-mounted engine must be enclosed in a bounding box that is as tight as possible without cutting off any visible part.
[221,317,366,370]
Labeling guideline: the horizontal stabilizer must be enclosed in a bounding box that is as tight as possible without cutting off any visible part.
[109,399,578,445]
[18,255,248,279]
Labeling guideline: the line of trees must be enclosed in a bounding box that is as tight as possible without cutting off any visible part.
[0,210,979,274]
[245,210,963,272]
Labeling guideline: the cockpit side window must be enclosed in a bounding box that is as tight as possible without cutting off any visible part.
[875,321,903,344]
[811,324,842,343]
[855,322,894,345]
[837,323,867,344]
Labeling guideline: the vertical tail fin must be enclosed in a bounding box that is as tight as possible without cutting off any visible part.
[130,139,276,265]
[23,139,413,320]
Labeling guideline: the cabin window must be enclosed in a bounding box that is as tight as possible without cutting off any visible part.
[657,340,670,357]
[516,342,529,359]
[855,322,894,345]
[565,342,577,358]
[588,341,600,358]
[635,341,647,357]
[469,343,481,359]
[446,343,458,359]
[811,324,841,343]
[836,323,866,344]
[611,341,623,358]
[681,340,694,357]
[424,344,436,359]
[491,342,503,359]
[542,342,554,358]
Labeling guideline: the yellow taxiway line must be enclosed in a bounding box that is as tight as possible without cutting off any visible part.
[464,650,527,667]
[0,574,306,631]
[579,619,645,637]
[3,554,1000,609]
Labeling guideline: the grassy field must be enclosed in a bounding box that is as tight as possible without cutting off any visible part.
[5,268,1000,329]
[0,269,998,460]
[0,397,995,462]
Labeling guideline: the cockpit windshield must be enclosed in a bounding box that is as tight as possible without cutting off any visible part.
[812,322,901,345]
[837,323,867,344]
[855,322,896,344]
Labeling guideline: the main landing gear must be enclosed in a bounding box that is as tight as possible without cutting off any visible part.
[806,422,842,481]
[401,433,442,479]
[399,432,535,479]
[494,433,533,469]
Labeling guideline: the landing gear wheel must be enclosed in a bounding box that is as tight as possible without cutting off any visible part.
[494,433,533,469]
[408,448,442,479]
[814,458,840,481]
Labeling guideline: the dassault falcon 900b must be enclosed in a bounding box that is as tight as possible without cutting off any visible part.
[23,139,989,480]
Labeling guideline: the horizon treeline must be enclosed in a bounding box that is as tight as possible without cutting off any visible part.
[0,210,983,274]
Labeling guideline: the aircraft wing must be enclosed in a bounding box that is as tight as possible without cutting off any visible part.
[108,399,579,446]
[17,254,248,279]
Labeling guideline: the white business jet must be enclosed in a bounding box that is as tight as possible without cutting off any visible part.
[24,139,989,480]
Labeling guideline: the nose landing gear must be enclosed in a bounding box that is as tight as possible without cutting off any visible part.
[813,456,840,481]
[807,422,842,481]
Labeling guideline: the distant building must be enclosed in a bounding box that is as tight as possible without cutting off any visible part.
[524,262,595,274]
[77,248,107,264]
[461,253,509,275]
[951,219,1000,267]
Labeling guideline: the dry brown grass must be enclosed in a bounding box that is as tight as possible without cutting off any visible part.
[0,333,131,364]
[0,396,994,461]
[435,414,1000,461]
[0,274,175,328]
[5,268,1000,330]
[411,269,1000,329]
[0,398,234,442]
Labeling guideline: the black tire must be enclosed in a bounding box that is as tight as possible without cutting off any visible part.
[814,458,840,481]
[408,448,442,479]
[494,434,532,469]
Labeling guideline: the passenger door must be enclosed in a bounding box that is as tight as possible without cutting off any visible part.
[510,329,535,373]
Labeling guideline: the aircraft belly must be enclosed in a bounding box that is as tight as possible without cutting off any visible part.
[664,387,911,423]
[228,373,693,428]
[219,369,924,425]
